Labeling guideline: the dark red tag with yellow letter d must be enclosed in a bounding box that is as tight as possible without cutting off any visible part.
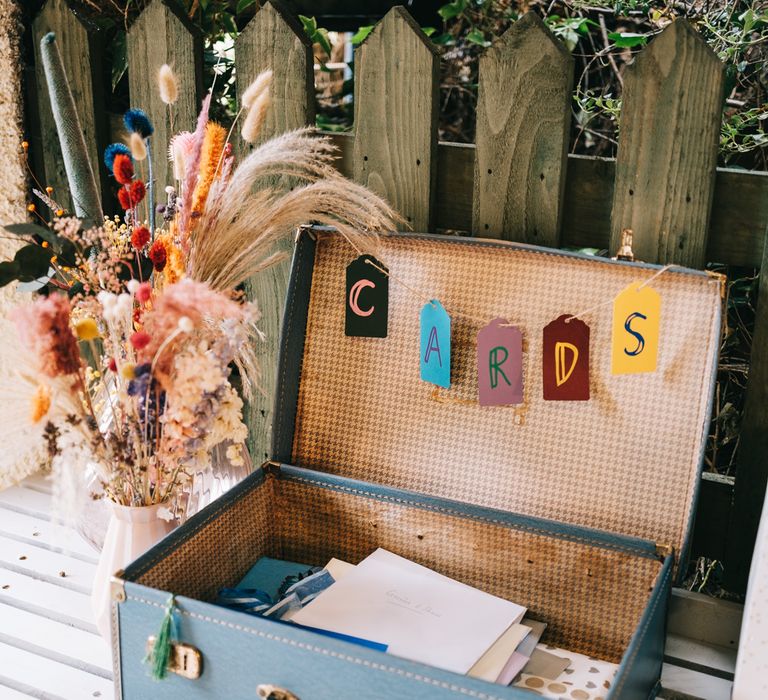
[542,315,590,401]
[345,255,388,337]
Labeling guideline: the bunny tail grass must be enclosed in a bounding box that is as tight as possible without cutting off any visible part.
[144,594,178,680]
[39,33,103,227]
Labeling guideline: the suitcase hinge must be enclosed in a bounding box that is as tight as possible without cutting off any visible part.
[261,460,282,478]
[655,543,674,559]
[111,571,126,602]
[146,637,203,680]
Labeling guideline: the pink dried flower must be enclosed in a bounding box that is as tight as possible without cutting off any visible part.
[135,282,152,303]
[130,331,151,351]
[140,279,244,378]
[11,294,81,378]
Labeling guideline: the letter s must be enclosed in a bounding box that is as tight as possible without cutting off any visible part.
[623,312,647,356]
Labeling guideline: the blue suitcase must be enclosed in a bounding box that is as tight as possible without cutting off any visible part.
[112,229,722,699]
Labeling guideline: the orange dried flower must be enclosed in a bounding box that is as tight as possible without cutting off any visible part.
[191,122,227,216]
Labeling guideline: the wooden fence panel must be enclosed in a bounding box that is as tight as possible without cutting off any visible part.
[235,0,314,463]
[353,6,439,231]
[610,19,724,267]
[32,0,108,215]
[472,12,572,246]
[330,134,768,267]
[725,224,768,592]
[127,0,203,199]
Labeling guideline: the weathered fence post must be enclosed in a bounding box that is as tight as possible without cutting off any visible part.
[726,227,768,592]
[127,0,203,199]
[235,0,314,463]
[353,6,439,232]
[32,0,109,214]
[610,19,724,266]
[472,12,573,246]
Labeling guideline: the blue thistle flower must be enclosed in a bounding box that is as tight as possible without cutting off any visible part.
[123,109,154,138]
[104,143,131,170]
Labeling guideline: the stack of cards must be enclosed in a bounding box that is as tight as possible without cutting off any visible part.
[217,549,619,690]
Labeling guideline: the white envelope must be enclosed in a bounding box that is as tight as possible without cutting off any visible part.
[293,549,526,674]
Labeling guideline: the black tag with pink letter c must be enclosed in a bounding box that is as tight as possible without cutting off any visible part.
[345,255,388,338]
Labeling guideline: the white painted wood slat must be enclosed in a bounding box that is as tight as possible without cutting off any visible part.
[0,603,110,675]
[0,568,95,631]
[0,506,97,562]
[0,533,96,593]
[0,641,112,699]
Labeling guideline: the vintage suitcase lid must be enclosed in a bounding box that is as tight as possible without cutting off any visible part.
[272,229,723,567]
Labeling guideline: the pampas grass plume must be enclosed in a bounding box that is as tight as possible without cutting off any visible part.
[241,89,270,144]
[129,132,147,161]
[158,64,179,105]
[240,70,272,110]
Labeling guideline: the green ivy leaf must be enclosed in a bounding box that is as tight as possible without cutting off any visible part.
[3,222,51,238]
[0,260,20,288]
[14,244,54,281]
[236,0,256,13]
[422,26,437,37]
[299,15,317,35]
[432,32,455,46]
[351,25,374,45]
[111,31,127,92]
[316,27,332,57]
[438,0,467,20]
[466,28,488,46]
[607,32,648,48]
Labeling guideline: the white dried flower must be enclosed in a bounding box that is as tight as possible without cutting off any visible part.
[241,89,270,144]
[129,132,147,161]
[177,316,194,333]
[240,69,272,110]
[126,279,140,294]
[158,64,179,105]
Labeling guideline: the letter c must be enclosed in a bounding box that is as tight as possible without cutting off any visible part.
[349,279,375,317]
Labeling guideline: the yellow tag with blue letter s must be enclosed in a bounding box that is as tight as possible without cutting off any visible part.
[611,281,661,375]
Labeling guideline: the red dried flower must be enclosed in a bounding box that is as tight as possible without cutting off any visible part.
[130,331,151,350]
[108,357,118,373]
[136,282,152,303]
[112,154,134,185]
[148,240,167,272]
[131,225,150,250]
[117,187,132,210]
[130,179,146,205]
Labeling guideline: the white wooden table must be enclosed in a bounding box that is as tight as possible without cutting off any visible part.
[0,476,739,699]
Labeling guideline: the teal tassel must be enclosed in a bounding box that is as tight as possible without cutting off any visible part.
[39,33,103,227]
[144,595,178,680]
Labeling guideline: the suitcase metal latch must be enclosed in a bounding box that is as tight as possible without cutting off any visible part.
[257,684,300,700]
[146,636,203,679]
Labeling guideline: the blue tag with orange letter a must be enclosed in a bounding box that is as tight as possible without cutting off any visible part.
[420,300,451,388]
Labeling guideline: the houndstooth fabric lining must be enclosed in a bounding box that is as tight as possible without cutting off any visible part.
[273,478,660,662]
[292,233,721,559]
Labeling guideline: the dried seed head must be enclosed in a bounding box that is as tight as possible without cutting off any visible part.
[241,88,271,144]
[129,132,147,161]
[158,64,178,105]
[240,70,272,110]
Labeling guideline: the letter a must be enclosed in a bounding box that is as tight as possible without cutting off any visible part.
[424,326,442,367]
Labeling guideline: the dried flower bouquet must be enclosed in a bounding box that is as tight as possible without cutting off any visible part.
[0,34,398,524]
